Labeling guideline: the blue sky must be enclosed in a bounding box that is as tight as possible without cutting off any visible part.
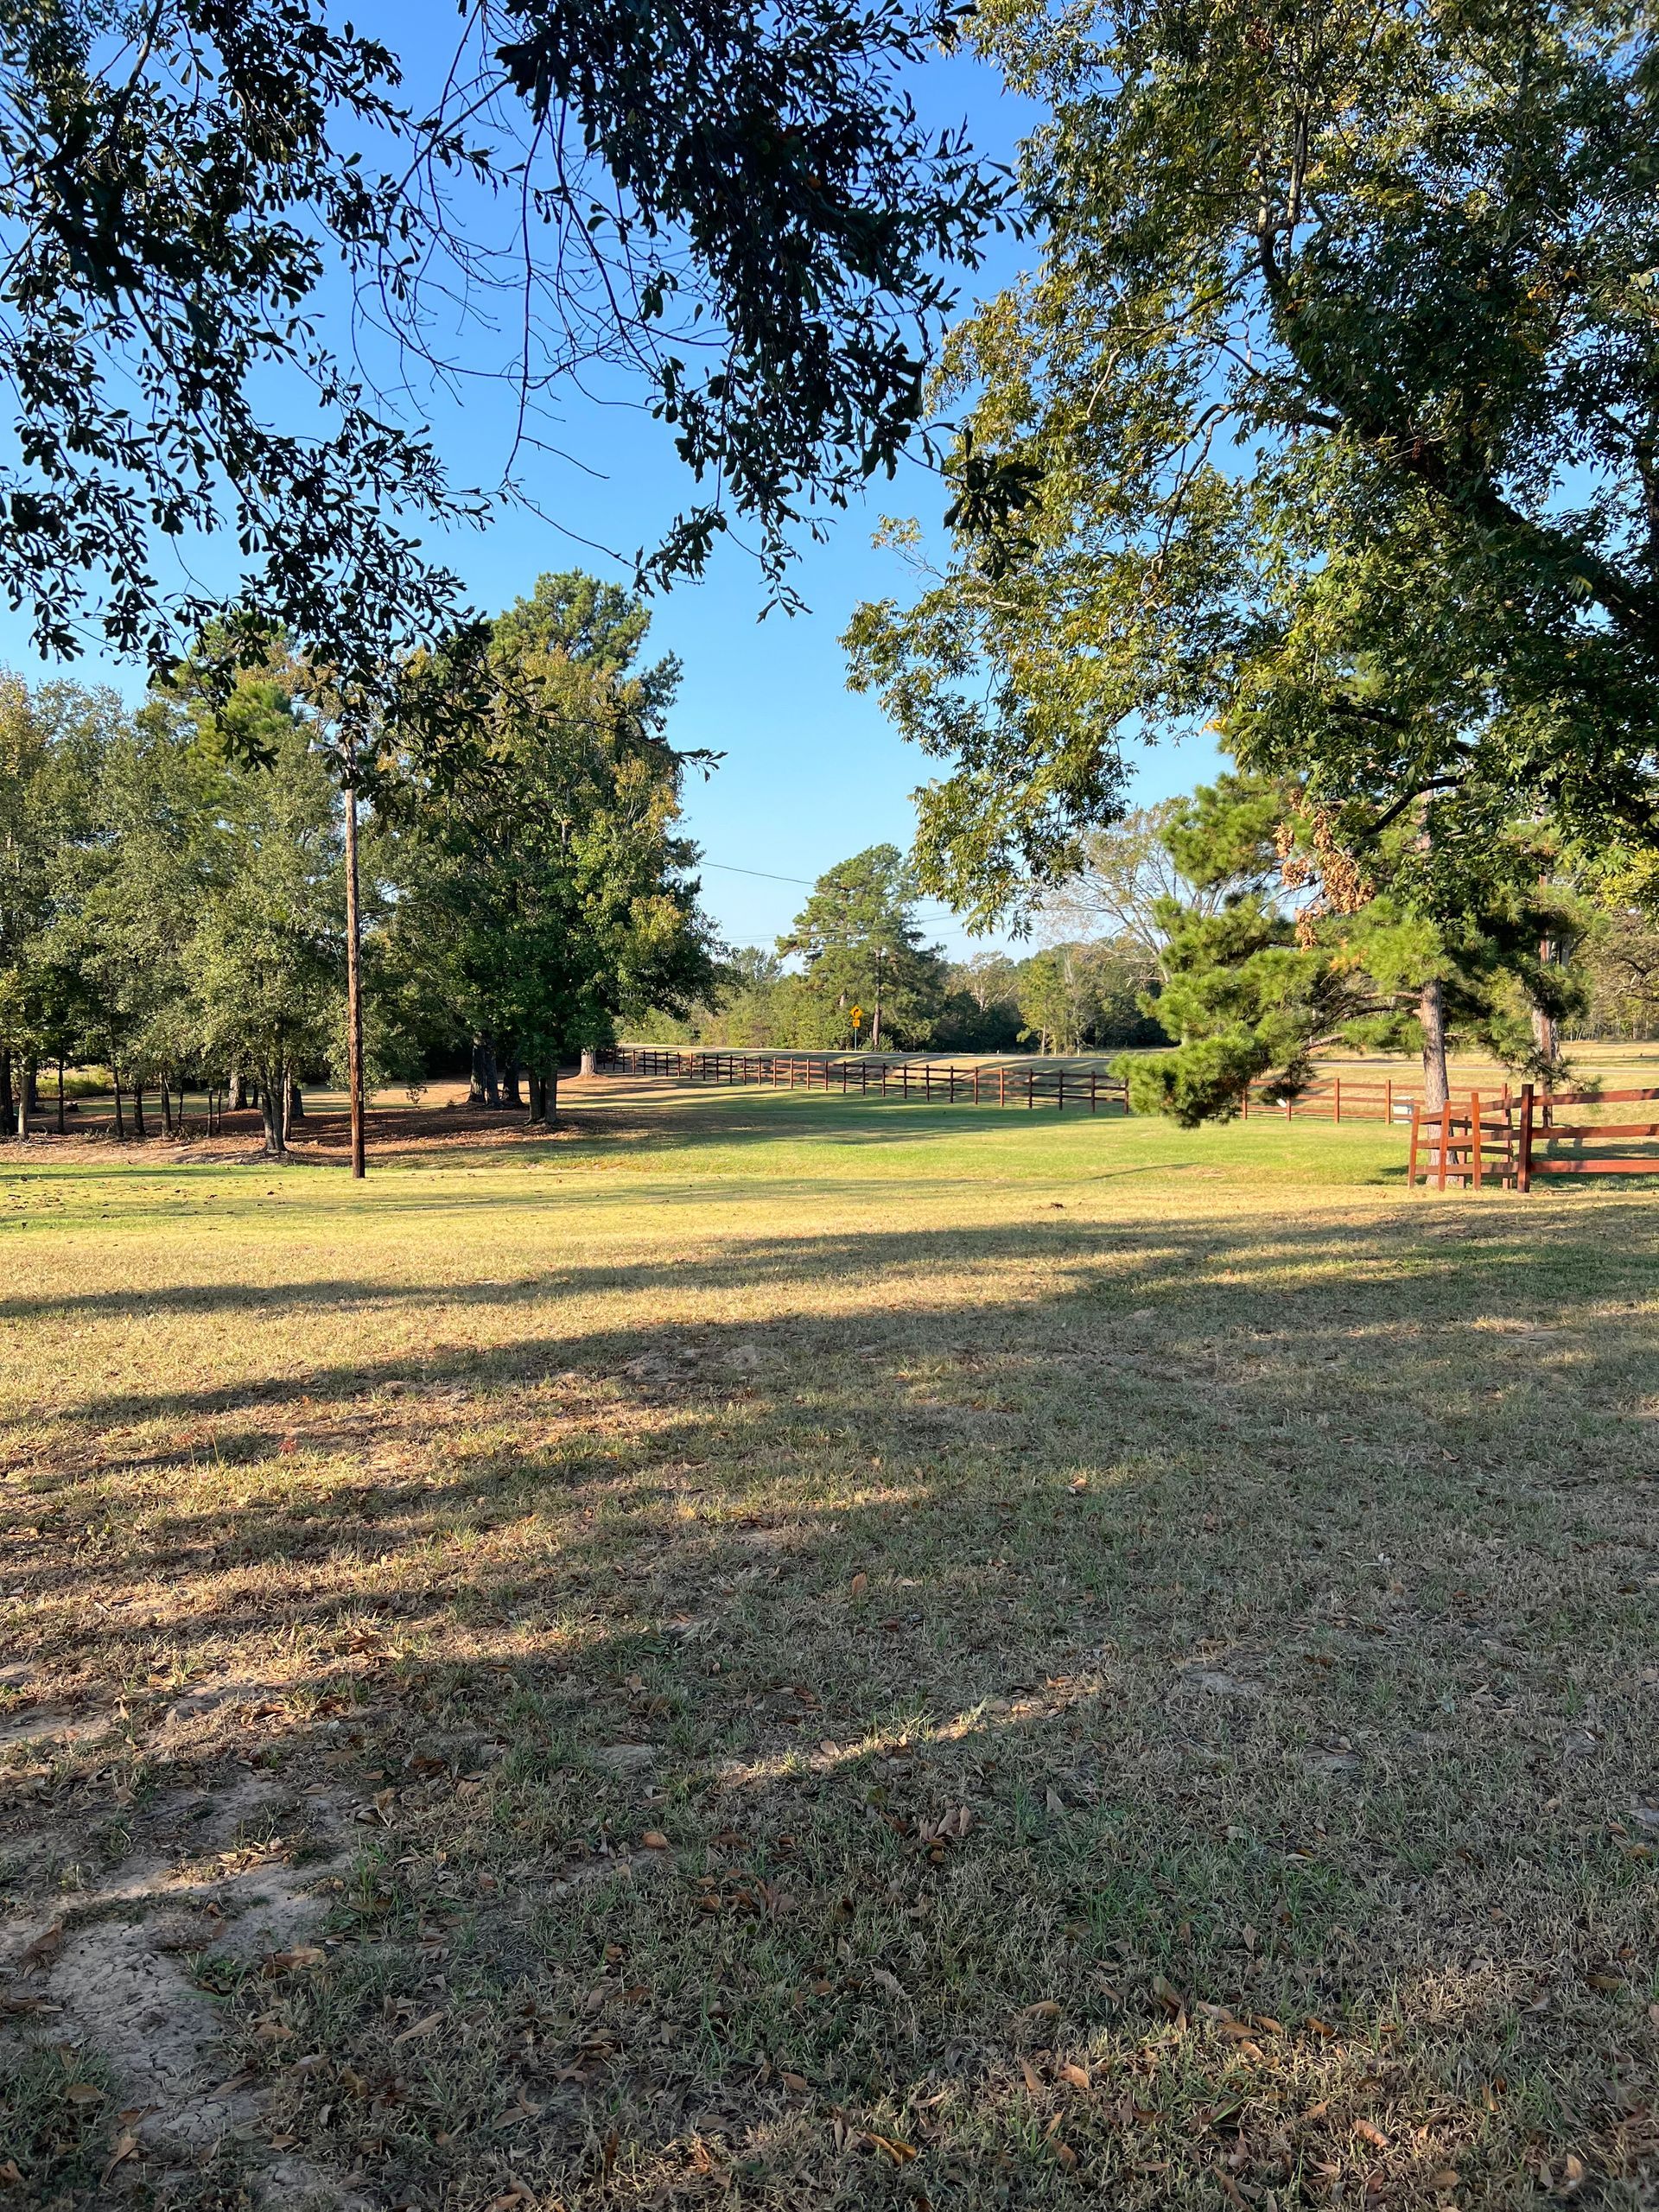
[0,14,1218,963]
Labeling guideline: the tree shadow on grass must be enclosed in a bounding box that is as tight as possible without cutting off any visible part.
[3,1201,1656,2207]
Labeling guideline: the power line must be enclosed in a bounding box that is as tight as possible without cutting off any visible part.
[696,857,966,920]
[699,861,817,887]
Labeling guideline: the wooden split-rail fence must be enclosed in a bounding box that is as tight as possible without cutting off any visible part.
[601,1046,1129,1112]
[1408,1084,1659,1191]
[604,1048,1659,1186]
[1240,1075,1424,1122]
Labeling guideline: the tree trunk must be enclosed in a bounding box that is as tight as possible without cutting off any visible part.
[1419,978,1450,1111]
[132,1080,147,1140]
[15,1057,31,1141]
[22,1060,39,1121]
[112,1071,125,1141]
[500,1058,522,1109]
[580,1046,596,1077]
[0,1049,13,1138]
[476,1035,499,1109]
[262,1075,286,1158]
[469,1037,488,1105]
[344,773,366,1179]
[543,1056,559,1128]
[56,1058,66,1136]
[229,1069,246,1110]
[1531,935,1558,1069]
[527,1069,545,1124]
[288,1081,305,1125]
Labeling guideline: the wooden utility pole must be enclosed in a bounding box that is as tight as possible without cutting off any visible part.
[343,772,366,1179]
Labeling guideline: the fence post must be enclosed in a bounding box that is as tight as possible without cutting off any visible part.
[1517,1083,1535,1194]
[1471,1089,1482,1190]
[1435,1100,1452,1191]
[1334,1076,1342,1124]
[1090,1071,1098,1115]
[1385,1077,1392,1124]
[1000,1067,1007,1106]
[1027,1070,1034,1109]
[974,1068,981,1104]
[1408,1102,1421,1187]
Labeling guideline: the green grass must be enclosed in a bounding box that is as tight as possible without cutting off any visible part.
[2,1079,1656,2210]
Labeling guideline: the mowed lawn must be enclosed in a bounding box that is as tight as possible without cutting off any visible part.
[1,1080,1656,2212]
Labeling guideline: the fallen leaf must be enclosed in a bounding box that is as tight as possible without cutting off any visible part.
[1060,2062,1091,2090]
[850,1573,868,1599]
[864,2133,918,2164]
[18,1922,61,1976]
[1431,2171,1460,2190]
[640,1831,670,1851]
[1304,2015,1338,2037]
[0,2158,22,2186]
[264,1946,326,1974]
[1353,2120,1389,2149]
[781,2072,809,2094]
[1053,2141,1078,2170]
[64,2085,104,2107]
[1020,1999,1062,2022]
[391,2011,443,2048]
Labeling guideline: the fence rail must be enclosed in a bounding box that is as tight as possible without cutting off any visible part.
[601,1046,1130,1113]
[1518,1085,1659,1188]
[1241,1075,1427,1123]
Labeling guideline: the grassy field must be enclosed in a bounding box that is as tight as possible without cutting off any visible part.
[1,1078,1656,2212]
